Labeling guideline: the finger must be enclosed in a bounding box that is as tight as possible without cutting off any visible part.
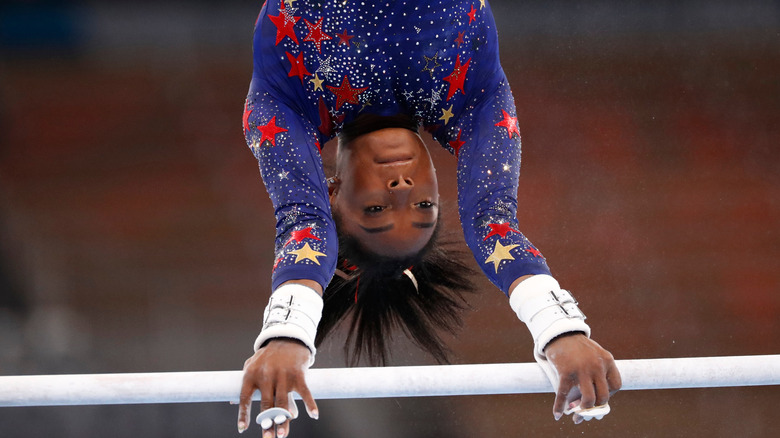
[295,378,319,420]
[259,379,276,438]
[565,384,582,410]
[287,393,299,420]
[571,380,596,425]
[274,378,290,438]
[606,362,623,394]
[274,414,291,438]
[594,372,611,406]
[553,376,575,421]
[283,394,298,438]
[259,378,275,412]
[578,377,597,410]
[237,377,257,433]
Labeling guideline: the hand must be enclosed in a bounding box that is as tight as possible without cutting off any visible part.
[544,333,621,424]
[237,339,319,437]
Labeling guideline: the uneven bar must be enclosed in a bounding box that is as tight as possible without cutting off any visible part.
[1,355,778,407]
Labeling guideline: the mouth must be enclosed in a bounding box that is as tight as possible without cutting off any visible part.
[375,155,414,165]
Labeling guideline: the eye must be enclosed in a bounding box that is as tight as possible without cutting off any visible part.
[364,205,386,214]
[416,201,437,209]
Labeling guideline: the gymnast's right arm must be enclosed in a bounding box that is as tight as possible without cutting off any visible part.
[238,281,322,437]
[237,85,336,436]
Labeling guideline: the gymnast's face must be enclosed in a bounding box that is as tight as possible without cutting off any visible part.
[329,128,439,257]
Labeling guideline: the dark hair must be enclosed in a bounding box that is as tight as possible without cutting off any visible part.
[315,213,477,366]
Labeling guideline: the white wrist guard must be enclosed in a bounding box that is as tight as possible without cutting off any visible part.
[254,284,323,366]
[509,274,591,357]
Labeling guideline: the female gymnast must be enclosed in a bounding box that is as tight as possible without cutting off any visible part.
[237,1,621,436]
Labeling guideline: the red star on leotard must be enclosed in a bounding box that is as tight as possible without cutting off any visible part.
[483,222,521,241]
[284,227,321,247]
[268,2,300,45]
[303,17,332,53]
[256,116,288,147]
[466,4,477,24]
[286,51,312,83]
[242,100,252,136]
[449,129,465,156]
[454,31,465,47]
[526,246,543,258]
[326,75,368,110]
[337,28,354,46]
[495,109,520,139]
[443,54,471,101]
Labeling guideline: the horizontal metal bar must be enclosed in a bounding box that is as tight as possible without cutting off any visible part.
[1,355,778,407]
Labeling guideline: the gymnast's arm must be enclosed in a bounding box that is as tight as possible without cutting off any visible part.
[237,86,334,435]
[440,75,621,423]
[238,281,321,436]
[509,276,622,423]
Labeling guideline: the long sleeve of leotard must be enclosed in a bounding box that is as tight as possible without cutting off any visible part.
[432,73,552,295]
[243,78,337,292]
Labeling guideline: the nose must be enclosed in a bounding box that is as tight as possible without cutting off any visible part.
[387,175,414,190]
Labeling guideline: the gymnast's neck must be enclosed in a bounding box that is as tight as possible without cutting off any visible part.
[338,113,419,145]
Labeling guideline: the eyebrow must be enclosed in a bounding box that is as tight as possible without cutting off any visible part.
[359,221,435,234]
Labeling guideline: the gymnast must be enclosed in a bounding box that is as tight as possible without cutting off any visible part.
[238,1,621,436]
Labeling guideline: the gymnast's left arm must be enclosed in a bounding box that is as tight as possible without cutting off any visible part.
[441,75,621,423]
[508,275,622,424]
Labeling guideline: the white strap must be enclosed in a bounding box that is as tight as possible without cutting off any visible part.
[254,284,323,366]
[567,403,611,421]
[509,275,591,356]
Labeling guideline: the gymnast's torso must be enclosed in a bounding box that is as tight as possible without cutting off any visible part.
[249,0,502,139]
[244,0,552,293]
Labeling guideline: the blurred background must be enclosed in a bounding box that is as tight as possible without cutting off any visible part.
[0,0,778,436]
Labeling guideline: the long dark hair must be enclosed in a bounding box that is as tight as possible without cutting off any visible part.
[315,214,477,366]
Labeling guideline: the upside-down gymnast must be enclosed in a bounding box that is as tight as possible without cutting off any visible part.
[238,1,621,436]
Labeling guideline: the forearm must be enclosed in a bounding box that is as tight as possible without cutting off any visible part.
[508,275,534,294]
[449,75,551,294]
[508,274,590,356]
[279,279,323,296]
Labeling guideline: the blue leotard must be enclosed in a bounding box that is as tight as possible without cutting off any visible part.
[244,0,551,295]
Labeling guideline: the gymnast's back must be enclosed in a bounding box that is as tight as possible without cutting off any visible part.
[248,0,504,144]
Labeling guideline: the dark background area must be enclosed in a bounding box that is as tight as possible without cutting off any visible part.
[0,0,778,436]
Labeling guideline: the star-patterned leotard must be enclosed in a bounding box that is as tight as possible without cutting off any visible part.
[244,0,551,295]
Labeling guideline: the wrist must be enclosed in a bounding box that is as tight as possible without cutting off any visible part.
[543,331,587,352]
[254,283,323,366]
[508,274,591,356]
[279,279,323,295]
